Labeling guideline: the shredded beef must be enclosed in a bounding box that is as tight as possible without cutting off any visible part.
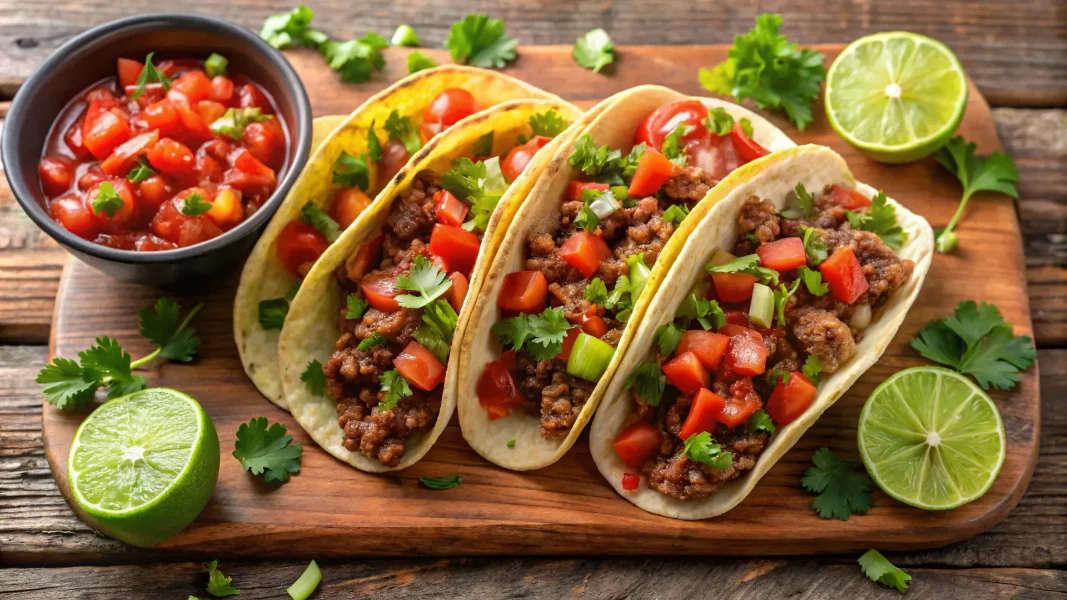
[661,166,714,204]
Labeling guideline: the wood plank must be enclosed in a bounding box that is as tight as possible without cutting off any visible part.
[0,1,1064,107]
[32,55,1042,558]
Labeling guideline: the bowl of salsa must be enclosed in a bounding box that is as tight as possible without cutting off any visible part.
[2,13,312,285]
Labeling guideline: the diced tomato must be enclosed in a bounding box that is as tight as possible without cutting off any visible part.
[723,310,749,326]
[195,152,224,183]
[377,139,410,186]
[498,271,548,314]
[141,99,182,138]
[634,99,709,151]
[64,115,91,159]
[765,371,817,426]
[678,388,727,440]
[613,421,662,470]
[825,184,872,210]
[82,101,131,159]
[172,71,213,103]
[224,149,276,194]
[581,315,608,338]
[447,272,469,313]
[330,187,372,230]
[627,148,679,197]
[684,130,739,182]
[712,272,759,303]
[566,181,609,201]
[429,224,481,275]
[478,351,526,419]
[820,246,869,304]
[718,324,761,342]
[38,156,76,196]
[275,221,329,277]
[621,473,641,491]
[86,179,138,232]
[147,137,195,177]
[100,130,159,176]
[77,165,107,191]
[243,118,285,170]
[420,88,480,143]
[360,270,401,312]
[206,187,243,230]
[718,395,763,428]
[662,351,711,395]
[138,175,172,208]
[172,99,214,146]
[116,58,143,89]
[556,327,581,362]
[393,341,446,391]
[50,194,97,239]
[724,330,768,376]
[501,135,551,182]
[210,76,234,103]
[433,191,469,227]
[196,100,227,126]
[729,123,770,163]
[756,237,806,272]
[676,330,730,370]
[558,230,611,278]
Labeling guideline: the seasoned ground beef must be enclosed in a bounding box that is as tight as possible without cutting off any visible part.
[790,306,856,373]
[661,166,715,204]
[645,423,769,501]
[516,354,595,438]
[738,196,780,243]
[322,169,451,466]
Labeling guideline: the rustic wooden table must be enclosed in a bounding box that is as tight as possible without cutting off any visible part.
[0,1,1063,598]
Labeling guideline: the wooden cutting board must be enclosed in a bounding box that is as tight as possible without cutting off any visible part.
[41,45,1039,556]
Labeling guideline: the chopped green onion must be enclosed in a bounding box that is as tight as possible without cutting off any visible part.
[286,559,321,600]
[566,333,615,382]
[626,254,652,305]
[748,283,774,328]
[609,185,629,201]
[392,24,420,47]
[204,52,228,78]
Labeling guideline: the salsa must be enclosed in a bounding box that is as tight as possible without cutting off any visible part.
[37,53,288,251]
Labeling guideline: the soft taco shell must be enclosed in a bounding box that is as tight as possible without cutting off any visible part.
[277,98,591,472]
[589,144,934,519]
[235,66,563,409]
[456,85,797,471]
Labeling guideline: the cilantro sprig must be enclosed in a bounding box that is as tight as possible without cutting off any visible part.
[260,4,328,50]
[529,109,570,138]
[845,191,905,250]
[444,13,518,68]
[181,192,213,217]
[299,200,341,243]
[441,156,508,232]
[384,110,422,155]
[321,33,388,83]
[209,107,273,141]
[491,307,570,361]
[802,355,823,385]
[698,14,825,130]
[413,299,459,364]
[233,417,304,484]
[747,410,775,435]
[573,28,615,73]
[206,559,239,597]
[36,298,202,410]
[568,135,623,177]
[91,182,124,217]
[703,107,735,136]
[332,151,370,191]
[801,447,874,521]
[129,52,171,101]
[911,300,1035,390]
[683,432,732,469]
[300,359,326,396]
[624,362,666,406]
[379,369,413,410]
[396,255,453,308]
[858,549,912,593]
[935,135,1020,253]
[706,253,779,286]
[780,183,814,219]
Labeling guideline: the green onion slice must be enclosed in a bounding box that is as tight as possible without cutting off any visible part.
[566,333,615,382]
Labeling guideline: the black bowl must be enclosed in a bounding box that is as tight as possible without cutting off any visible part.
[2,13,312,286]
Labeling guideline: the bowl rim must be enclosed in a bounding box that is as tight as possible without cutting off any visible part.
[1,12,313,265]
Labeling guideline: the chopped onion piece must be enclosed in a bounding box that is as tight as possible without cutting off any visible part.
[849,303,872,329]
[589,192,620,220]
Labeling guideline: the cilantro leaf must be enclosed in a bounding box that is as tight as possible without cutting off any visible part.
[802,355,823,385]
[396,255,452,308]
[209,107,273,141]
[624,362,665,406]
[441,157,487,199]
[800,226,827,264]
[379,369,412,410]
[698,14,825,130]
[661,124,694,164]
[525,307,570,360]
[129,52,171,101]
[259,298,288,330]
[943,300,1006,346]
[773,280,800,326]
[573,202,600,232]
[181,193,213,217]
[573,28,615,73]
[619,143,646,181]
[845,191,905,250]
[322,33,388,83]
[358,332,391,351]
[233,417,303,484]
[91,182,124,217]
[780,183,814,219]
[747,410,775,435]
[683,432,733,469]
[346,295,368,320]
[442,156,507,232]
[492,315,533,352]
[444,14,518,68]
[801,447,873,521]
[568,135,622,176]
[529,109,570,138]
[472,131,494,158]
[769,369,791,386]
[299,200,341,243]
[300,359,326,396]
[126,156,155,183]
[653,321,683,356]
[796,266,828,297]
[384,110,422,155]
[332,151,370,191]
[739,117,754,138]
[662,204,690,225]
[367,122,383,162]
[406,50,438,74]
[858,549,912,593]
[585,278,608,305]
[706,253,779,286]
[260,4,328,50]
[935,135,1020,253]
[703,107,735,136]
[676,293,725,330]
[78,336,133,383]
[36,358,98,410]
[205,559,239,597]
[414,299,458,363]
[420,474,462,489]
[138,297,202,361]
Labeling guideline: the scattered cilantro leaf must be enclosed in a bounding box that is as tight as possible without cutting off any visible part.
[346,295,369,320]
[384,110,422,155]
[91,182,124,217]
[796,266,828,297]
[258,298,288,330]
[739,117,754,138]
[130,52,171,101]
[396,255,452,308]
[180,193,213,217]
[209,107,273,141]
[491,308,569,360]
[661,124,694,165]
[367,122,383,162]
[442,156,507,232]
[573,202,600,232]
[507,439,516,448]
[233,417,303,484]
[780,183,814,219]
[801,447,873,520]
[573,28,615,73]
[300,359,326,396]
[322,33,388,83]
[405,50,438,74]
[706,253,779,286]
[585,278,608,305]
[414,299,458,363]
[569,134,622,176]
[529,109,570,138]
[420,474,462,489]
[653,321,683,356]
[379,369,412,410]
[703,107,735,136]
[624,362,666,406]
[472,131,494,157]
[444,13,518,68]
[858,549,912,593]
[747,410,775,435]
[126,156,155,183]
[442,157,487,199]
[676,293,725,330]
[698,14,825,130]
[358,332,390,351]
[773,280,800,326]
[683,432,733,469]
[139,297,202,361]
[260,4,328,50]
[206,559,239,597]
[935,135,1019,253]
[845,191,905,250]
[332,151,370,191]
[299,200,341,243]
[800,226,827,264]
[802,355,822,385]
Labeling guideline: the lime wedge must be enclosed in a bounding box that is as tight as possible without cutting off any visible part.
[67,388,220,546]
[857,367,1005,510]
[825,32,968,163]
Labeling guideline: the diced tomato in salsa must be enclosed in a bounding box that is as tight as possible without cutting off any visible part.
[498,270,549,314]
[38,156,76,196]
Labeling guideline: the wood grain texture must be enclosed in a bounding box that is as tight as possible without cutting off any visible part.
[33,58,1042,558]
[0,0,1065,107]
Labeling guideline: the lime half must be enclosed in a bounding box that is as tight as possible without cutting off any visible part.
[825,32,968,163]
[857,367,1005,510]
[68,388,220,546]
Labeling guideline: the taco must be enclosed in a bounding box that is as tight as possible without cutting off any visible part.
[588,145,934,519]
[455,85,797,471]
[235,66,562,409]
[277,97,591,472]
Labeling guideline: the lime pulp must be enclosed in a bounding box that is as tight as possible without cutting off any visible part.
[857,366,1005,510]
[825,32,968,163]
[67,388,220,547]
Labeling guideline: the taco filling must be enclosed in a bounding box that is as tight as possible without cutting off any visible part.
[319,109,572,466]
[476,100,772,439]
[613,183,914,499]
